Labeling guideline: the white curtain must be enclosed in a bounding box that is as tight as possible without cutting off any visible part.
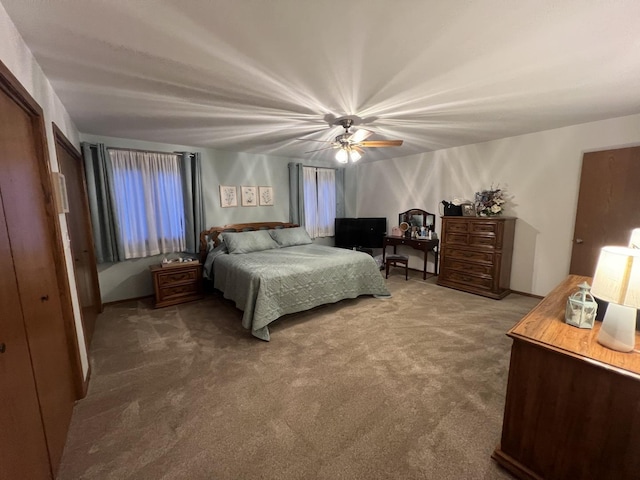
[317,168,336,237]
[303,166,318,238]
[302,166,336,239]
[109,150,186,259]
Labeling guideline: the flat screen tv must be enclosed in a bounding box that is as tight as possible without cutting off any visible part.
[334,217,386,249]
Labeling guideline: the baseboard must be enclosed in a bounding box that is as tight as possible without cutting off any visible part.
[510,289,544,299]
[491,446,543,480]
[79,363,92,399]
[102,295,154,307]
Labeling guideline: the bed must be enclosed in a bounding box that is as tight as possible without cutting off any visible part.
[199,222,391,340]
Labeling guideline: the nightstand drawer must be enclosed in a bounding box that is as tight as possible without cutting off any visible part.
[157,269,198,286]
[158,283,199,302]
[150,263,203,308]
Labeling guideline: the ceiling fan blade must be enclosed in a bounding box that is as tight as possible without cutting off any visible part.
[358,140,404,147]
[348,128,373,143]
[352,146,365,155]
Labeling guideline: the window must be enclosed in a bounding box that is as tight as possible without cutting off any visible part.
[108,149,186,259]
[303,167,336,238]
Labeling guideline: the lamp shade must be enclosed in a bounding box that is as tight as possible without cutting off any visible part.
[335,148,348,163]
[630,228,640,249]
[591,246,640,308]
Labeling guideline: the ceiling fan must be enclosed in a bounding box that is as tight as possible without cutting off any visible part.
[301,116,403,163]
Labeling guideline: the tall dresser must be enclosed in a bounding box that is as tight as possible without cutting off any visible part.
[437,216,516,299]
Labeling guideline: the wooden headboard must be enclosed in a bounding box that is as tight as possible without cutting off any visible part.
[199,222,299,261]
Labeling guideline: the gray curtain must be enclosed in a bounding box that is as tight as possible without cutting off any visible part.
[288,162,345,225]
[288,162,305,226]
[179,152,205,254]
[335,168,345,218]
[81,142,123,263]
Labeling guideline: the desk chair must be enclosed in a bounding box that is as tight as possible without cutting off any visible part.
[385,254,409,280]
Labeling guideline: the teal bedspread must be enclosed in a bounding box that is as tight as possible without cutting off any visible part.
[210,244,390,340]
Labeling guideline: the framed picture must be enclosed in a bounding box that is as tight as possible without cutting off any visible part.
[461,203,476,217]
[219,185,237,208]
[259,186,274,206]
[241,186,258,207]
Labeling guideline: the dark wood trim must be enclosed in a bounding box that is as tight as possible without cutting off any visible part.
[53,123,103,315]
[199,222,298,260]
[53,123,81,157]
[491,447,542,480]
[0,59,85,400]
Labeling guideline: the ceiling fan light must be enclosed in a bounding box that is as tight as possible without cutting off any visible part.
[335,148,349,163]
[349,149,362,162]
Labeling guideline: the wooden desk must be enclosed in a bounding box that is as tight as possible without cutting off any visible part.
[492,274,640,480]
[382,235,439,280]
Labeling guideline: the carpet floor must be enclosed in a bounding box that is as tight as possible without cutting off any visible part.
[58,273,539,480]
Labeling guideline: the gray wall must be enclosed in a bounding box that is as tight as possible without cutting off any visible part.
[80,133,337,302]
[353,113,640,296]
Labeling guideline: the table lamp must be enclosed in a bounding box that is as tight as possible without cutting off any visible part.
[630,228,640,248]
[591,246,640,352]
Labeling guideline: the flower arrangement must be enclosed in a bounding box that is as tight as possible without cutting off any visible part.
[475,186,505,216]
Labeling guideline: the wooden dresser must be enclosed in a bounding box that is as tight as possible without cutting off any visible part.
[437,216,515,299]
[493,274,640,479]
[150,262,204,308]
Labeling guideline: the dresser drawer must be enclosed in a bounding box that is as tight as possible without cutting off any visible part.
[444,258,494,276]
[438,217,515,299]
[470,221,498,234]
[445,233,469,245]
[157,268,198,286]
[444,221,469,233]
[444,247,495,264]
[440,270,493,290]
[468,235,497,248]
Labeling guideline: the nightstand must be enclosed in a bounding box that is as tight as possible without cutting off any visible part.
[150,262,204,308]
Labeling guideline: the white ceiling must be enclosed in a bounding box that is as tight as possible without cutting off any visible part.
[4,0,640,162]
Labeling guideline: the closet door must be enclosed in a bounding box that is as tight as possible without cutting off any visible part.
[0,64,77,477]
[0,195,52,479]
[55,125,101,347]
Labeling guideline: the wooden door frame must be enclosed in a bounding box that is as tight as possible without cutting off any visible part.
[53,122,103,318]
[0,59,85,399]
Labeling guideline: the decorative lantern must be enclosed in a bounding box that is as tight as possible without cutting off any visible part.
[565,282,598,329]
